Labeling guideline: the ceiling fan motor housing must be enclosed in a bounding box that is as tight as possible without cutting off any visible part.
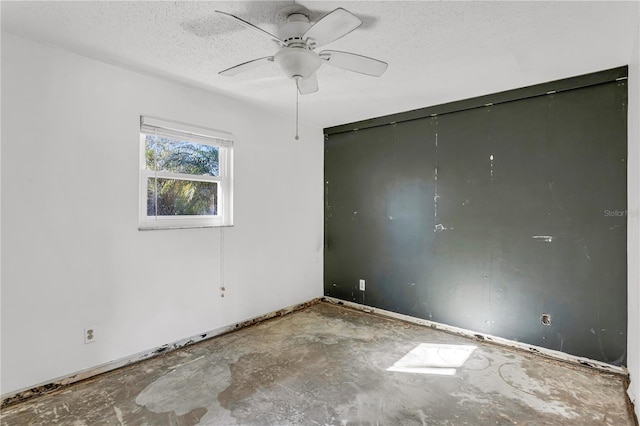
[274,13,321,80]
[279,13,311,43]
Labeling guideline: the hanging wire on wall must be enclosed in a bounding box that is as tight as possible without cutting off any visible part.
[220,227,226,297]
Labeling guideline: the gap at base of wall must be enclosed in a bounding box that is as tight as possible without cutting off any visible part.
[0,298,322,408]
[321,296,628,377]
[1,296,630,410]
[324,297,640,424]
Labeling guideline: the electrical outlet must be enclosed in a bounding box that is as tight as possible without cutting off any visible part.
[541,313,551,326]
[359,279,366,291]
[84,326,96,344]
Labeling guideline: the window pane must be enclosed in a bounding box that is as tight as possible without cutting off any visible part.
[147,178,218,216]
[144,134,219,177]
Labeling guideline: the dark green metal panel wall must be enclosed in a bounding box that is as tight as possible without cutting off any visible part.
[324,70,628,366]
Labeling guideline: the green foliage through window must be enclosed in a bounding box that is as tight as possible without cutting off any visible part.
[145,135,219,176]
[147,178,218,216]
[144,134,220,216]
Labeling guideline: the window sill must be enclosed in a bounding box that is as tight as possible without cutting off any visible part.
[138,224,234,231]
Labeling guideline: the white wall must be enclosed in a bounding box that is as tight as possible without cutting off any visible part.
[628,16,640,418]
[0,33,324,395]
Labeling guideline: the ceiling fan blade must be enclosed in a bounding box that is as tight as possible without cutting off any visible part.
[303,8,362,49]
[319,50,388,77]
[297,73,319,95]
[219,56,274,76]
[216,10,285,46]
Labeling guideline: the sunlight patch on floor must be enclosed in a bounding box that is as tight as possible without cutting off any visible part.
[387,343,477,376]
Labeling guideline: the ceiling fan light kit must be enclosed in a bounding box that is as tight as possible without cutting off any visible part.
[274,46,321,80]
[216,6,388,139]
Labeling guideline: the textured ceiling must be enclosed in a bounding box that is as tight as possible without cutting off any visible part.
[2,1,638,128]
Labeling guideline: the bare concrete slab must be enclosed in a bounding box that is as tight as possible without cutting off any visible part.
[1,302,635,425]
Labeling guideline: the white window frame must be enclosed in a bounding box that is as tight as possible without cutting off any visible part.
[139,116,234,230]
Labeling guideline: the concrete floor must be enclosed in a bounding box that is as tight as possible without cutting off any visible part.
[1,302,635,425]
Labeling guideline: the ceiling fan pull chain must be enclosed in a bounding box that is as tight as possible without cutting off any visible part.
[295,82,300,140]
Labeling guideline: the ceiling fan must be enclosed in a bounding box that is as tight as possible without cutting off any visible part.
[216,6,388,95]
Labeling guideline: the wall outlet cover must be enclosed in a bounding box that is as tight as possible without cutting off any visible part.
[84,327,96,344]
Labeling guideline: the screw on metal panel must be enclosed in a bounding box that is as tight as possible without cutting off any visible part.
[541,313,552,326]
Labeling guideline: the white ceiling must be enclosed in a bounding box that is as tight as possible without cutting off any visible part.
[2,1,638,129]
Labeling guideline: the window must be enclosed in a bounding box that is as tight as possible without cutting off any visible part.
[139,116,233,229]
